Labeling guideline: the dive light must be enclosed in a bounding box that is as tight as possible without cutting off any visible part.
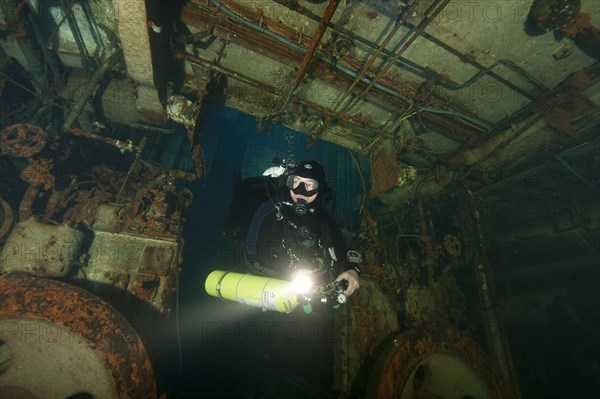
[205,269,349,313]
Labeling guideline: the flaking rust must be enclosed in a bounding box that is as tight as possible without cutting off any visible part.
[0,275,157,399]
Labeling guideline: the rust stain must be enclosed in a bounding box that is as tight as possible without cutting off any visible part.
[131,274,160,301]
[370,139,400,197]
[191,144,204,179]
[366,10,378,20]
[0,275,157,398]
[369,329,509,398]
[21,158,56,190]
[534,67,597,136]
[138,109,168,124]
[438,72,452,81]
[561,12,592,37]
[569,69,593,90]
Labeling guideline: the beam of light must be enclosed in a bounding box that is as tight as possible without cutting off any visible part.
[290,273,314,294]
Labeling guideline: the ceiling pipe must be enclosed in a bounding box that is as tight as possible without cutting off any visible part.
[266,0,341,120]
[452,114,546,172]
[310,0,451,144]
[172,48,382,148]
[272,0,433,78]
[554,154,600,194]
[291,0,340,93]
[184,0,487,142]
[404,22,545,99]
[201,0,416,108]
[273,0,544,102]
[343,0,451,114]
[330,8,410,113]
[308,3,417,144]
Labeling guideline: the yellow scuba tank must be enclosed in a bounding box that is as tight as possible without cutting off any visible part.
[205,270,299,313]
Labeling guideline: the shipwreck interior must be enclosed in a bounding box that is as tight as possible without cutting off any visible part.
[0,0,599,398]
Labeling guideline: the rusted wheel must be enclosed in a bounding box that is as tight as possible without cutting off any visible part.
[0,124,47,158]
[365,328,508,399]
[0,275,156,399]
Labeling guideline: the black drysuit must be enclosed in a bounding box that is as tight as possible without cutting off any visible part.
[224,175,347,280]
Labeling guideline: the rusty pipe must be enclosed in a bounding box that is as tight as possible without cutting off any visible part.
[270,0,341,117]
[331,7,410,113]
[68,127,140,153]
[311,0,428,142]
[186,1,470,126]
[311,2,420,143]
[173,48,381,134]
[309,0,449,144]
[291,0,340,91]
[62,54,116,131]
[344,0,451,113]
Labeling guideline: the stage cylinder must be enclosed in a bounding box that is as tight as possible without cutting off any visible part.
[205,270,299,313]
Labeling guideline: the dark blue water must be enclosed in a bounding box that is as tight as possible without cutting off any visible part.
[174,106,368,398]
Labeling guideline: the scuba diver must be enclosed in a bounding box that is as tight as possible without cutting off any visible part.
[224,160,360,300]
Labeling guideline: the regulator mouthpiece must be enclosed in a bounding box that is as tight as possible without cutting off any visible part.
[293,199,308,216]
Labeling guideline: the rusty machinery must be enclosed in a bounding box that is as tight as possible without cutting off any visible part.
[332,196,515,398]
[0,122,191,398]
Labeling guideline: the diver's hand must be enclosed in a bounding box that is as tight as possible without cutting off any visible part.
[335,269,360,297]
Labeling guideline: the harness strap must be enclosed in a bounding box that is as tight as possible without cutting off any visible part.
[246,200,275,256]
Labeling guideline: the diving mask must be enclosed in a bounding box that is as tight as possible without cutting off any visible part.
[287,175,319,196]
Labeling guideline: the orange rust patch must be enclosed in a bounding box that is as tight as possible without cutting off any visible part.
[562,12,593,38]
[0,275,157,398]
